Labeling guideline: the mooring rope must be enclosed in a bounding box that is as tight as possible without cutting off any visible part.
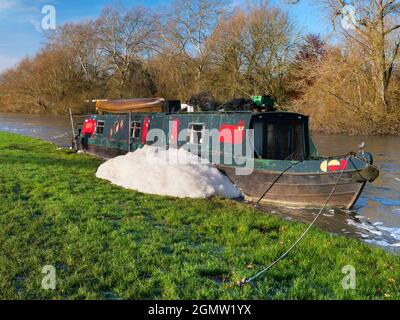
[241,154,352,286]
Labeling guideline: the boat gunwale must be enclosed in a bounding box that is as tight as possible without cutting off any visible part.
[217,164,367,176]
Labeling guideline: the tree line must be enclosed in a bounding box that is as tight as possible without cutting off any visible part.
[0,0,399,135]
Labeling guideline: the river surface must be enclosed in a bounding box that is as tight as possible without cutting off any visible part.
[1,113,399,252]
[0,113,72,147]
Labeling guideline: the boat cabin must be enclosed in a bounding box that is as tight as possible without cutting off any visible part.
[78,98,314,161]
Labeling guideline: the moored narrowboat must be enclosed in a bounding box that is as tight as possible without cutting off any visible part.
[74,98,379,209]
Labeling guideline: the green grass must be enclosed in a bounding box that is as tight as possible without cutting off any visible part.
[0,132,399,300]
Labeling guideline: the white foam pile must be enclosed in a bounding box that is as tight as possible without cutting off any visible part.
[96,146,241,199]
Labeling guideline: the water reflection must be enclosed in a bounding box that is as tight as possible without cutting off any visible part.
[257,204,400,253]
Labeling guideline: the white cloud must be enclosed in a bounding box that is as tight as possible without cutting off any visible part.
[0,0,16,11]
[0,55,20,73]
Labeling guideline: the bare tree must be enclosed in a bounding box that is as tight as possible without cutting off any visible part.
[96,6,156,97]
[0,46,83,114]
[157,0,225,93]
[207,10,247,99]
[208,2,299,104]
[320,0,400,111]
[51,23,106,84]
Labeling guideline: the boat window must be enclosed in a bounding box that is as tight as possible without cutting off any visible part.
[292,123,305,159]
[277,122,304,160]
[252,120,305,160]
[130,121,142,139]
[114,121,119,133]
[96,120,105,135]
[188,123,206,145]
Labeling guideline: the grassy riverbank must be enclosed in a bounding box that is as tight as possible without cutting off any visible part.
[0,132,399,300]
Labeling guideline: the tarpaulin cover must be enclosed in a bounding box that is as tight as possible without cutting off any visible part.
[96,98,165,113]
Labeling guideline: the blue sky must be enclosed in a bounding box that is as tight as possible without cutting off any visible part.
[0,0,329,73]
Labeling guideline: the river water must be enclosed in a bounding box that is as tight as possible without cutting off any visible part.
[0,113,72,147]
[1,113,399,252]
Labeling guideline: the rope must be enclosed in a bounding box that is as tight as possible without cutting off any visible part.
[241,155,351,286]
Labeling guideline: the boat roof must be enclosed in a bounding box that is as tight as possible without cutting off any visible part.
[96,110,307,118]
[249,111,308,119]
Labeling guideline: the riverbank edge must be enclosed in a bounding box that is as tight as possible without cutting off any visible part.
[0,131,399,299]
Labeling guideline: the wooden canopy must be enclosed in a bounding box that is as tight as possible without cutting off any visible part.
[96,98,165,113]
